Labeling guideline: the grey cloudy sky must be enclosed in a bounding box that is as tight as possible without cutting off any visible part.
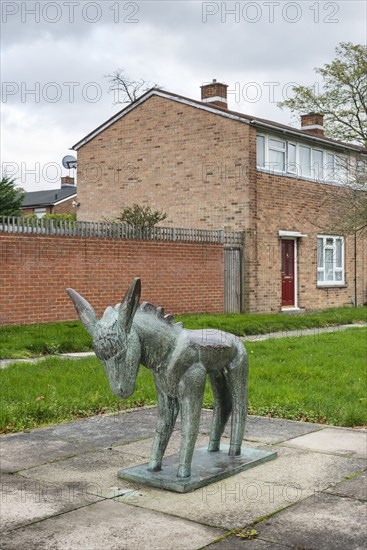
[1,0,366,190]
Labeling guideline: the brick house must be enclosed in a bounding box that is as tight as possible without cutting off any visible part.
[21,177,77,217]
[72,81,367,313]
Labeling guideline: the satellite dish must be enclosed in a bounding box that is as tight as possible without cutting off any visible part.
[62,155,77,169]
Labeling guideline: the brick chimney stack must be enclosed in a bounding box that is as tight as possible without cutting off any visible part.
[301,113,324,136]
[61,176,75,187]
[201,79,228,109]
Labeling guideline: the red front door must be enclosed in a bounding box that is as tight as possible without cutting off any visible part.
[281,240,295,307]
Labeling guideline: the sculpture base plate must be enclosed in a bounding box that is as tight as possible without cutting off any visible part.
[118,445,277,493]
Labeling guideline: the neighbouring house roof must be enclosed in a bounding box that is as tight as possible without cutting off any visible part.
[71,88,367,155]
[22,185,77,208]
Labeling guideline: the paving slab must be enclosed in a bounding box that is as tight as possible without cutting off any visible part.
[1,410,365,549]
[198,412,326,445]
[0,409,159,473]
[113,441,364,529]
[0,435,96,474]
[33,408,159,447]
[0,499,224,550]
[0,473,102,532]
[254,492,367,550]
[19,431,362,529]
[239,416,325,445]
[324,470,367,501]
[207,535,290,549]
[283,427,367,458]
[0,411,325,474]
[17,449,145,499]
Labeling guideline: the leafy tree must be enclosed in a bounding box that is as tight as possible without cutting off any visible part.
[314,158,367,235]
[278,42,367,147]
[0,175,26,217]
[115,204,167,229]
[106,68,160,104]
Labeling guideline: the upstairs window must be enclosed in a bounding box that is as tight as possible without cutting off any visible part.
[335,155,349,184]
[356,158,367,184]
[317,236,344,285]
[287,143,297,174]
[256,133,355,185]
[312,149,323,181]
[299,146,311,178]
[268,138,286,172]
[325,152,335,181]
[256,135,265,167]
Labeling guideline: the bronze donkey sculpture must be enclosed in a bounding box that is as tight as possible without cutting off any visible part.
[67,278,248,479]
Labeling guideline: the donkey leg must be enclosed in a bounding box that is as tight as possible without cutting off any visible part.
[227,348,249,457]
[177,363,206,478]
[148,383,179,472]
[207,371,232,452]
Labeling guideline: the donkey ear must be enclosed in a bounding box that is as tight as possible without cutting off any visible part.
[119,278,141,333]
[67,288,98,337]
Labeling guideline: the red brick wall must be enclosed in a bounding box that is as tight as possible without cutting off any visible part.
[53,198,76,215]
[0,233,224,326]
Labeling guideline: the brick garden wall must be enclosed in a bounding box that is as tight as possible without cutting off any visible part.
[0,233,225,326]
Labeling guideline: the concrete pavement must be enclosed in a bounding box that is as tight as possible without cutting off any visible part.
[1,409,366,549]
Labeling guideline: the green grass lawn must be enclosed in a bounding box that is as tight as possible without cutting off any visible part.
[179,306,367,336]
[1,306,366,359]
[1,328,365,433]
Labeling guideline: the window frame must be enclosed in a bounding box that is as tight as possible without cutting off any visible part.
[34,208,47,219]
[268,137,286,173]
[255,132,355,186]
[287,142,298,174]
[317,235,345,287]
[256,135,265,168]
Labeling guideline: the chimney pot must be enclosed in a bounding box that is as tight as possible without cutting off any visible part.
[201,80,228,109]
[301,113,324,136]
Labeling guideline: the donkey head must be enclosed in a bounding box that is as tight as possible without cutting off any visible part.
[67,278,141,398]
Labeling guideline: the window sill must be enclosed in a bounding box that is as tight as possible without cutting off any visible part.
[256,167,344,187]
[317,284,346,289]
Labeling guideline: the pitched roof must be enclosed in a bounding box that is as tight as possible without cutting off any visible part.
[72,88,367,154]
[22,186,77,208]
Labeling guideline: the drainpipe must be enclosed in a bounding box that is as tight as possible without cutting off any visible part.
[354,229,357,307]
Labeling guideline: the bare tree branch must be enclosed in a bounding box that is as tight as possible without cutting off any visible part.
[105,68,162,105]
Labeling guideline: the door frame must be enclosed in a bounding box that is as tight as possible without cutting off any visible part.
[280,237,298,310]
